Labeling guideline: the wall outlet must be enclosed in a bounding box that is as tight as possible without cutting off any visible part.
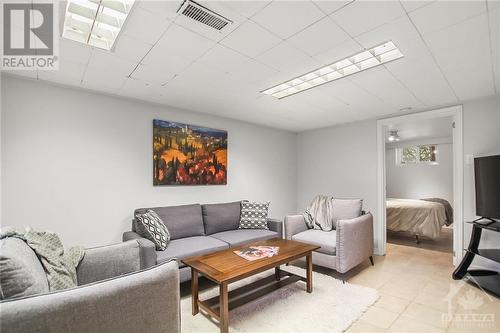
[466,154,474,165]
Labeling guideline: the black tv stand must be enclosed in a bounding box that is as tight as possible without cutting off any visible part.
[452,220,500,297]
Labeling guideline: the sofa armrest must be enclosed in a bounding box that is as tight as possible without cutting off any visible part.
[284,215,308,240]
[336,212,374,273]
[77,240,143,285]
[267,218,283,237]
[0,261,180,333]
[123,231,157,268]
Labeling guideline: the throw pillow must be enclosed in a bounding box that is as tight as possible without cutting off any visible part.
[0,237,49,300]
[135,210,170,251]
[238,201,270,229]
[332,198,363,227]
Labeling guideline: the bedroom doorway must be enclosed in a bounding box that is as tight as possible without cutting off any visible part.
[376,105,464,266]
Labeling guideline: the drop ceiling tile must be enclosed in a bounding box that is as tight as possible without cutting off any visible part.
[227,58,278,84]
[287,16,350,56]
[113,34,153,63]
[87,49,138,76]
[251,1,325,39]
[120,77,164,99]
[409,0,487,35]
[312,38,362,65]
[422,13,494,100]
[256,41,311,71]
[137,0,182,21]
[130,64,177,85]
[285,87,348,112]
[400,0,434,13]
[141,23,215,65]
[217,0,271,18]
[385,50,458,106]
[330,1,405,37]
[196,44,250,73]
[355,15,420,50]
[167,61,244,94]
[220,19,281,57]
[38,58,86,85]
[313,0,352,14]
[349,66,423,110]
[59,38,92,65]
[423,14,491,72]
[82,68,127,92]
[135,50,192,83]
[123,6,172,45]
[440,65,494,101]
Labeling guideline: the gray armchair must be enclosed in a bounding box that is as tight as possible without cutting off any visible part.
[0,240,180,333]
[285,212,374,274]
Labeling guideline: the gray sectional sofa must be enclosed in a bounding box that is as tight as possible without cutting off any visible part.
[123,201,283,282]
[0,239,180,333]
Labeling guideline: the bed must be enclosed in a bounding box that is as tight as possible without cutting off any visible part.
[386,198,453,240]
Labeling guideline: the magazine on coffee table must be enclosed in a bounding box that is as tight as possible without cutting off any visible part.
[233,246,279,261]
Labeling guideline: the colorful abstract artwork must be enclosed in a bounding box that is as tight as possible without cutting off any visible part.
[153,119,227,185]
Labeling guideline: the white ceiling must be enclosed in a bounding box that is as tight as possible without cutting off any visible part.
[385,115,453,142]
[9,0,500,132]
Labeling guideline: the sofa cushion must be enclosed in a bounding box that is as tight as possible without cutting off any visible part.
[238,201,270,229]
[202,202,241,235]
[156,236,228,267]
[135,204,204,240]
[135,210,170,250]
[210,229,278,247]
[0,237,49,299]
[292,229,336,255]
[332,199,362,227]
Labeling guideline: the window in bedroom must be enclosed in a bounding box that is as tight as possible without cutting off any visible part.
[396,145,438,165]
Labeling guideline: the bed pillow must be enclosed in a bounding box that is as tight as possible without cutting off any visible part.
[332,199,363,227]
[238,201,270,229]
[135,210,170,250]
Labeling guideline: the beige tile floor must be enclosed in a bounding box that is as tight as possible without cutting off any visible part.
[339,243,500,333]
[181,241,500,332]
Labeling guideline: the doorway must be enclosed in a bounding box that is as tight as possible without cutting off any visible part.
[376,105,464,265]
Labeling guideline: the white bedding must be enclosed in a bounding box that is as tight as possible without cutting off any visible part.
[386,198,447,239]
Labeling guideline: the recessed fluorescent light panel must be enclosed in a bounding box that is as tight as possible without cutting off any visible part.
[262,41,404,99]
[62,0,136,51]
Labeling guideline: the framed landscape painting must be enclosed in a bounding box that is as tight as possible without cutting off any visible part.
[153,119,227,185]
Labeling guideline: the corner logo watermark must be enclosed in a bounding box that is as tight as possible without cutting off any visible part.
[442,277,496,329]
[1,1,59,70]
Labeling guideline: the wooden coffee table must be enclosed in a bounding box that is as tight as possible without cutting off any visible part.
[182,238,320,333]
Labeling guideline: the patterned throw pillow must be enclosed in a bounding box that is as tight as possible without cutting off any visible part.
[238,201,270,229]
[135,210,170,251]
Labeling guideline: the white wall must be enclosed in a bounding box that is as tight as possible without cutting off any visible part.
[1,76,297,248]
[296,95,500,270]
[296,120,379,248]
[386,141,453,202]
[462,95,500,270]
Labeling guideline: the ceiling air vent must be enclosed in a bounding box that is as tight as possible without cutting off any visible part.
[177,0,232,31]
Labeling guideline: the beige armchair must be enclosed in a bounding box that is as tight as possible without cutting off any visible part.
[284,212,374,274]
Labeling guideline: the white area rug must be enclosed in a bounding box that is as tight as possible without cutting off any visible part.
[181,266,379,333]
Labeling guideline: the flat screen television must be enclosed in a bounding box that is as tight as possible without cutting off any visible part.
[474,155,500,220]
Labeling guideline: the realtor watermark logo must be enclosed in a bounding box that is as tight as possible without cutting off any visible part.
[442,277,495,329]
[1,1,59,70]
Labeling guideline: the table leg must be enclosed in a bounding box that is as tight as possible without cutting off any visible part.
[219,282,229,333]
[191,269,199,315]
[275,266,281,281]
[306,252,312,293]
